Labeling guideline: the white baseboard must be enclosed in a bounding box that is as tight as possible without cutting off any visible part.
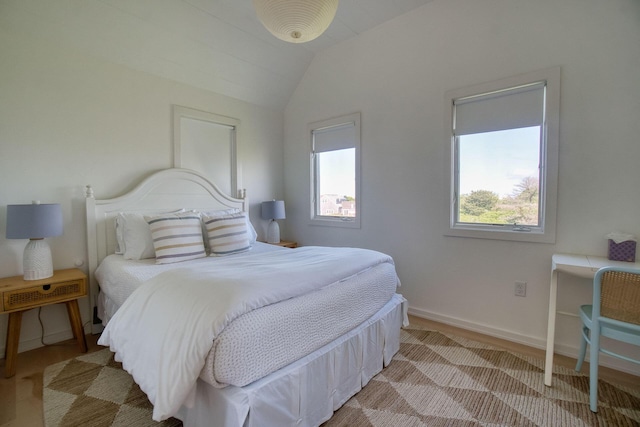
[408,306,547,348]
[1,330,73,355]
[408,307,640,377]
[0,324,92,357]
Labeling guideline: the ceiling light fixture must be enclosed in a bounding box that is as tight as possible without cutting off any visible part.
[253,0,339,43]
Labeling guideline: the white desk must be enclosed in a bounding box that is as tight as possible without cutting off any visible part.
[544,253,640,386]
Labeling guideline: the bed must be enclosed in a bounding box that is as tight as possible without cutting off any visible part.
[85,168,408,427]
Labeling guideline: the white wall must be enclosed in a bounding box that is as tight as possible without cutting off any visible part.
[0,31,284,353]
[284,0,640,373]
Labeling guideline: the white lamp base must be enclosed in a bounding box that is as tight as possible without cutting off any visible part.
[266,220,281,244]
[23,239,54,280]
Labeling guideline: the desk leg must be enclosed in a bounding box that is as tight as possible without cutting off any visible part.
[4,311,23,378]
[544,269,558,386]
[65,300,88,353]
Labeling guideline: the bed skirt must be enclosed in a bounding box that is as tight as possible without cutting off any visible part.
[176,293,408,427]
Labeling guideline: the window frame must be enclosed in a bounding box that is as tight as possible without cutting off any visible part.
[444,67,560,243]
[309,112,361,228]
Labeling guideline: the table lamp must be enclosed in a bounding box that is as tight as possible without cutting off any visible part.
[261,200,286,244]
[6,202,63,280]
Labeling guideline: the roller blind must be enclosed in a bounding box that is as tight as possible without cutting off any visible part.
[312,121,356,153]
[454,82,545,136]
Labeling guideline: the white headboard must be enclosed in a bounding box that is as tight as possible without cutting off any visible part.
[85,168,247,333]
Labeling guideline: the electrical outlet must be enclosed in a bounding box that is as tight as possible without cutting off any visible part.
[515,281,527,297]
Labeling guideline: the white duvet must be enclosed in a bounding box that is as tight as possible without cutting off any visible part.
[97,246,396,421]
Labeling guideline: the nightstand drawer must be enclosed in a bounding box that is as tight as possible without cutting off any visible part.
[3,279,86,312]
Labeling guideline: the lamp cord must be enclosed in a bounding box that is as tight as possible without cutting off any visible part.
[38,306,92,347]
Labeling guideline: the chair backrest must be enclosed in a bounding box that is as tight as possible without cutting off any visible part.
[597,268,640,325]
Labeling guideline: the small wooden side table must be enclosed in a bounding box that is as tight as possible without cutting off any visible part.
[267,240,298,248]
[0,268,88,378]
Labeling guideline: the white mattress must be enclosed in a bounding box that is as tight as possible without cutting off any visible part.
[95,243,400,388]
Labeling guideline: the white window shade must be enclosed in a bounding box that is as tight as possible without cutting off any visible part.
[454,83,545,136]
[309,112,361,229]
[312,122,356,153]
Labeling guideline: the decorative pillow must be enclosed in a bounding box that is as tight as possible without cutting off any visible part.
[145,213,206,264]
[200,208,257,248]
[116,209,184,260]
[202,212,251,256]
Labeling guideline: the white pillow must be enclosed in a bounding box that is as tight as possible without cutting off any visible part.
[202,212,251,256]
[116,209,184,260]
[145,213,206,264]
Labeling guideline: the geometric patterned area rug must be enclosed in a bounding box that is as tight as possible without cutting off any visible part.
[325,328,640,427]
[44,327,640,427]
[43,349,181,427]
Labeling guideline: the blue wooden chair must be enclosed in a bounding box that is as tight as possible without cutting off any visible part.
[575,266,640,412]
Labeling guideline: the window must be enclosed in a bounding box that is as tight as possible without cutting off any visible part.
[445,67,560,243]
[309,112,361,228]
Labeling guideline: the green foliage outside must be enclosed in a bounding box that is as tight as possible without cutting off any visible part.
[459,177,539,226]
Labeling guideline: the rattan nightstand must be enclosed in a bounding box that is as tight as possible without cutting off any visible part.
[0,268,88,378]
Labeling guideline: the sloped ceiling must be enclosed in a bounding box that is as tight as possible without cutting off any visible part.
[0,0,434,110]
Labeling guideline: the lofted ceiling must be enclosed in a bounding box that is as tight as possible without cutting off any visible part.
[1,0,434,110]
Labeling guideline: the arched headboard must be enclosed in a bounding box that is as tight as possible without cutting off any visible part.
[85,168,247,333]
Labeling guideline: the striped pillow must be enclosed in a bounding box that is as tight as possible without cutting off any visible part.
[202,212,251,256]
[145,214,206,264]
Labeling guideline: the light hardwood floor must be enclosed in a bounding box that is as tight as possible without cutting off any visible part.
[0,333,102,427]
[1,316,637,426]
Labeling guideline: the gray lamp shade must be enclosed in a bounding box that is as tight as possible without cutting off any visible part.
[6,202,63,280]
[6,203,63,239]
[261,200,286,220]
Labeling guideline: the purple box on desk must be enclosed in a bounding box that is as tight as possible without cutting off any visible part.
[608,239,636,262]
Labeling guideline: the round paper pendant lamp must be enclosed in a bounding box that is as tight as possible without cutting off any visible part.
[253,0,339,43]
